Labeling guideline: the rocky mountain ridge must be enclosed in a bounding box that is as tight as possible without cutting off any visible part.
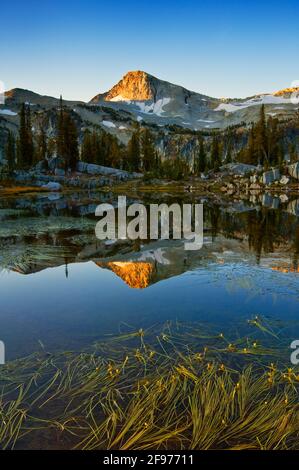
[2,71,298,133]
[0,70,298,165]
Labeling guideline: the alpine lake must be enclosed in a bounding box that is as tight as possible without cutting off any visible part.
[0,186,299,450]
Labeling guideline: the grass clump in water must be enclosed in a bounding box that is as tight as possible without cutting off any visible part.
[1,320,299,450]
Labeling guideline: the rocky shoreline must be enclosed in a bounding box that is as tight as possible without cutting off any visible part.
[1,161,299,200]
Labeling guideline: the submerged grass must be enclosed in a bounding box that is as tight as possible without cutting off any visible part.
[1,320,299,450]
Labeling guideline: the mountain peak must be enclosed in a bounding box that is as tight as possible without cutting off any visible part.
[105,70,155,102]
[273,86,299,97]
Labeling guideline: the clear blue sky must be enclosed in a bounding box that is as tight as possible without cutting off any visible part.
[1,0,299,101]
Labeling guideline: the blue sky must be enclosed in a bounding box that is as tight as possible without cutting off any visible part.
[1,0,299,101]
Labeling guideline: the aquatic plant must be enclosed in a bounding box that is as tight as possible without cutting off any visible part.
[0,321,299,450]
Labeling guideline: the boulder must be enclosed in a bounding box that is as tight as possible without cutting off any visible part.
[47,156,65,172]
[250,174,258,184]
[279,194,289,203]
[262,169,280,185]
[54,168,65,177]
[286,199,299,216]
[280,175,289,185]
[41,182,62,191]
[262,193,280,209]
[287,162,299,180]
[76,161,143,179]
[220,163,257,176]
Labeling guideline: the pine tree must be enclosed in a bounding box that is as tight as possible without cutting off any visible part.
[267,117,280,166]
[226,140,233,164]
[127,128,141,171]
[57,98,65,161]
[17,103,27,168]
[141,128,155,172]
[246,125,256,164]
[211,135,221,171]
[25,105,34,167]
[196,137,206,173]
[36,126,47,163]
[17,103,34,169]
[255,104,267,165]
[81,130,94,163]
[5,131,16,173]
[64,113,79,171]
[56,104,79,172]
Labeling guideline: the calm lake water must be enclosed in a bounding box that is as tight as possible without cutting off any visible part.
[0,190,299,360]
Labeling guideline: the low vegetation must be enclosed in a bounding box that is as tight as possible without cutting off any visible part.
[1,319,299,450]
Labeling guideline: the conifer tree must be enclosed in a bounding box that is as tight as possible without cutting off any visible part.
[57,97,65,160]
[141,128,155,172]
[64,113,79,171]
[25,105,34,167]
[5,131,16,173]
[17,103,27,168]
[255,104,267,165]
[288,142,297,163]
[267,117,280,166]
[226,141,233,164]
[246,125,256,164]
[36,126,47,163]
[211,135,221,171]
[17,103,34,169]
[81,130,94,163]
[196,137,206,173]
[127,127,141,171]
[56,101,79,172]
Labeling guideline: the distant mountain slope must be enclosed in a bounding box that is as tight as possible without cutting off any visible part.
[89,71,298,130]
[4,88,83,107]
[1,71,298,136]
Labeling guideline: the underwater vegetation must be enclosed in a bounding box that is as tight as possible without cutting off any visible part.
[1,318,299,450]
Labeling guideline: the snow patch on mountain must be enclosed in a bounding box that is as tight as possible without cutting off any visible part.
[135,98,171,116]
[215,94,293,113]
[0,109,17,116]
[102,120,116,128]
[110,95,131,102]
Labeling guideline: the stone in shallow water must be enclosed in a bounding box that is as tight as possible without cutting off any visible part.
[41,181,62,191]
[262,169,280,185]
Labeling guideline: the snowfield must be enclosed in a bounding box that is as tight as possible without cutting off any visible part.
[0,109,17,116]
[214,94,293,113]
[109,95,172,117]
[135,98,171,116]
[102,120,116,128]
[110,95,131,102]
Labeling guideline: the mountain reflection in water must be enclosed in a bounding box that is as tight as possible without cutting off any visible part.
[0,190,298,358]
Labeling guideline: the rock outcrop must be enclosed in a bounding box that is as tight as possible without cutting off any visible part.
[262,169,280,185]
[288,162,299,180]
[105,71,154,101]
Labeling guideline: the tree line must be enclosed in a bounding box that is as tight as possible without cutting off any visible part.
[4,102,299,177]
[4,99,80,173]
[4,102,160,175]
